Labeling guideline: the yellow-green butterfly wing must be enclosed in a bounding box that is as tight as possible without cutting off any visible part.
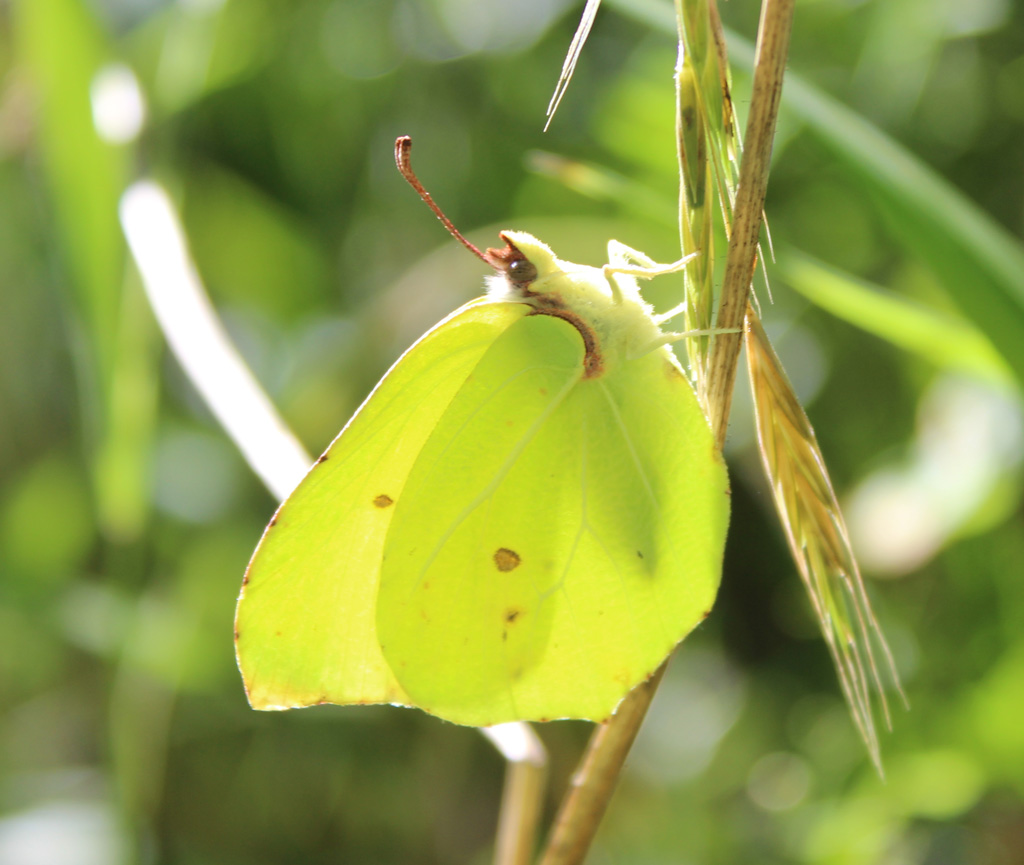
[237,300,529,710]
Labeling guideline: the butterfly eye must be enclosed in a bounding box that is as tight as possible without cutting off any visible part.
[507,257,538,286]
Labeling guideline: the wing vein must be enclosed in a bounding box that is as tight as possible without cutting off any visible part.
[411,370,582,589]
[596,377,676,647]
[597,379,660,514]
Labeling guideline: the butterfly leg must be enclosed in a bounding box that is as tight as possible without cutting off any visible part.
[604,239,699,279]
[602,241,699,306]
[653,300,689,325]
[631,325,743,359]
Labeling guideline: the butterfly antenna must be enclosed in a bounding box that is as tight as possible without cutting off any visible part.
[395,136,492,267]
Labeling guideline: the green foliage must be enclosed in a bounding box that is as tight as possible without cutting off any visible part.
[3,0,1024,862]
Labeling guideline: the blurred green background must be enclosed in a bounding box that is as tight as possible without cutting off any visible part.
[3,0,1024,862]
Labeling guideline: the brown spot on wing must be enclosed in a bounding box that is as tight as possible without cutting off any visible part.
[494,548,521,572]
[373,494,394,508]
[505,608,521,623]
[317,453,329,464]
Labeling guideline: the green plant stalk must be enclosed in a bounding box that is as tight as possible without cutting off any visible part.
[676,30,716,405]
[708,0,793,442]
[493,741,549,865]
[537,667,666,865]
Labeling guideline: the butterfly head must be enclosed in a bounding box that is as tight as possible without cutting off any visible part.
[484,231,562,296]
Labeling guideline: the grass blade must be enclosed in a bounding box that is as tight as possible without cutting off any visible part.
[745,308,905,772]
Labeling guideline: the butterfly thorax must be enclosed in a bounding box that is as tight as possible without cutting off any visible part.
[484,231,670,378]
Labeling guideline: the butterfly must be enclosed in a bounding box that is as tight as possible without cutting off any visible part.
[234,137,730,726]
